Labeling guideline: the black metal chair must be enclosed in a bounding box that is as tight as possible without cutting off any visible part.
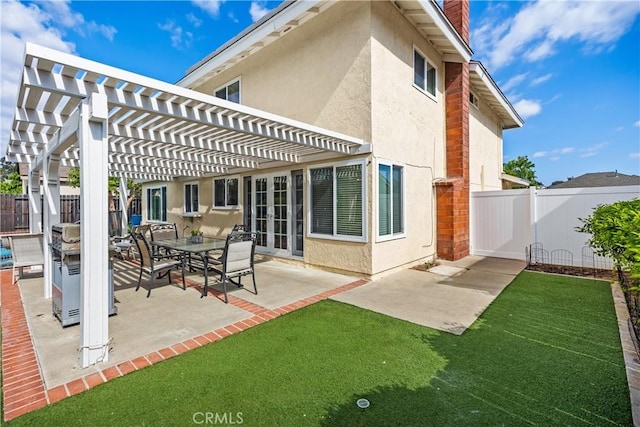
[130,227,185,297]
[207,231,258,303]
[149,223,179,258]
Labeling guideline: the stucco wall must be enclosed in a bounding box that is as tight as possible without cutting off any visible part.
[368,1,442,275]
[193,1,372,143]
[469,92,504,191]
[184,1,375,275]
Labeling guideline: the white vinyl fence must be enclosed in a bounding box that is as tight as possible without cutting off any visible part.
[470,185,639,266]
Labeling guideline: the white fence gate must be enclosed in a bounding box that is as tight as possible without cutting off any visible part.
[470,185,639,266]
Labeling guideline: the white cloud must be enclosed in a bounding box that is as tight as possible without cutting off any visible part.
[36,0,116,40]
[533,147,574,158]
[634,120,640,128]
[473,0,640,70]
[1,0,113,156]
[249,1,270,23]
[158,20,193,50]
[186,13,203,28]
[531,73,553,86]
[580,142,608,158]
[513,99,542,119]
[615,126,625,132]
[192,0,225,18]
[500,73,528,93]
[630,153,640,160]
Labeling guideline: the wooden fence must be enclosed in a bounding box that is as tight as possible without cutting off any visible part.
[0,195,141,234]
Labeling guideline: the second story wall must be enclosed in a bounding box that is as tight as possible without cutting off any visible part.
[190,1,373,144]
[370,1,445,174]
[469,93,504,191]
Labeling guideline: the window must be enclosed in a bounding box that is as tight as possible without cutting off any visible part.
[309,161,365,241]
[413,48,436,97]
[184,182,199,214]
[378,161,404,239]
[146,186,167,222]
[214,78,241,104]
[470,92,479,109]
[213,177,239,208]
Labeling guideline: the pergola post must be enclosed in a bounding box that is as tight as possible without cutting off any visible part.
[79,93,110,367]
[119,177,128,235]
[42,153,61,299]
[27,166,41,234]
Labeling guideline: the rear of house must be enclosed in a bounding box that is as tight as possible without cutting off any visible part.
[140,0,522,277]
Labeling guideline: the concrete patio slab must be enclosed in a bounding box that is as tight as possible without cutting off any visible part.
[332,256,525,335]
[15,259,360,391]
[205,260,357,310]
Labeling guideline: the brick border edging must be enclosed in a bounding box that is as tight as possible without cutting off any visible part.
[1,269,48,420]
[611,282,640,426]
[2,270,368,421]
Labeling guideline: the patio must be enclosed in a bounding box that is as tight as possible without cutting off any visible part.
[1,259,366,419]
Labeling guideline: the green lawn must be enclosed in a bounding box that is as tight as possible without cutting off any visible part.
[6,271,632,426]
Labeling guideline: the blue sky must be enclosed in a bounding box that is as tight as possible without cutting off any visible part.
[1,0,638,186]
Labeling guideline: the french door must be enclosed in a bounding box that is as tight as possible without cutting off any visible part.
[252,174,290,256]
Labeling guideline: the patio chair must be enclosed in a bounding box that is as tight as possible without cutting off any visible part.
[149,223,179,258]
[207,231,258,303]
[130,227,185,298]
[9,234,45,284]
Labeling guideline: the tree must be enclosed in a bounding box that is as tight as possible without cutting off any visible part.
[0,158,22,194]
[67,166,142,211]
[503,155,542,187]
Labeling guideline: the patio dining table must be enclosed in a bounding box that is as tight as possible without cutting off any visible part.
[151,237,226,298]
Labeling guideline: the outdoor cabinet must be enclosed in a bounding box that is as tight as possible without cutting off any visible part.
[51,223,117,327]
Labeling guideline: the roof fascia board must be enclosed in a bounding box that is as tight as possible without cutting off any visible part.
[177,0,323,88]
[470,61,524,128]
[417,0,472,63]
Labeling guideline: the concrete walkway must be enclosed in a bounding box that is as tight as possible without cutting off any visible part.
[332,256,526,335]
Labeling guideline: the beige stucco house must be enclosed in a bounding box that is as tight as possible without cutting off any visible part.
[140,0,522,278]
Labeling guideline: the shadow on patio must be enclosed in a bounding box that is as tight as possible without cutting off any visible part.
[4,258,365,418]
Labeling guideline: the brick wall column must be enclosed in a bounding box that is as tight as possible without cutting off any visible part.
[438,0,470,261]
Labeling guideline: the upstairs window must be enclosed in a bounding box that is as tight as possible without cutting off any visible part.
[184,182,199,214]
[214,78,241,104]
[214,177,239,208]
[413,48,436,97]
[470,92,480,109]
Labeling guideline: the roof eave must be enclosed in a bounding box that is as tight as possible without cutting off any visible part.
[394,0,473,63]
[469,61,524,129]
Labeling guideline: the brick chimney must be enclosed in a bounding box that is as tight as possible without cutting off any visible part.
[436,0,470,260]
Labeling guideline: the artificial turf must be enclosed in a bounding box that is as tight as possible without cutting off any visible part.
[5,271,632,426]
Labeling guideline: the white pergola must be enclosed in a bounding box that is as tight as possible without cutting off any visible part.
[6,43,370,367]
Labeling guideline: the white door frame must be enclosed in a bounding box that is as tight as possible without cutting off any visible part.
[251,172,291,257]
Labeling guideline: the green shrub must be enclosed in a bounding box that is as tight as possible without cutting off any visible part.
[577,199,640,278]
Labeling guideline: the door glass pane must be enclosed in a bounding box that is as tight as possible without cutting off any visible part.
[310,168,333,234]
[255,178,267,247]
[336,164,362,237]
[273,176,287,250]
[293,171,304,256]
